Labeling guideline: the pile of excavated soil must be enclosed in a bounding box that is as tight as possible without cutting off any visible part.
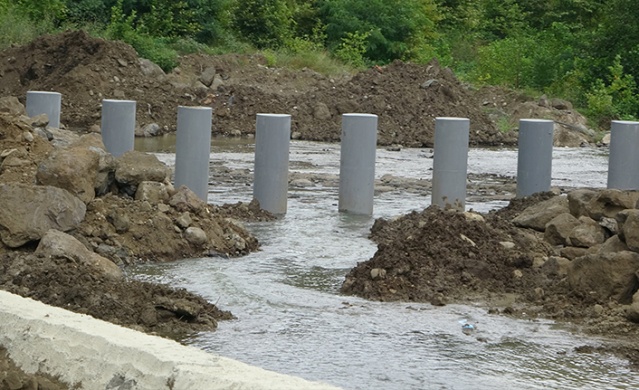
[0,252,233,339]
[0,30,194,132]
[0,31,516,146]
[342,206,553,304]
[341,201,639,367]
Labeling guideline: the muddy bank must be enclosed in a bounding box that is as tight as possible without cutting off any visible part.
[0,31,595,147]
[341,191,639,366]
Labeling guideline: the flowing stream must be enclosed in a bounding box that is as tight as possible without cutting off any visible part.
[132,137,636,389]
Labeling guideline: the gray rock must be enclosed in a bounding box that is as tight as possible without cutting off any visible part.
[135,181,169,203]
[36,142,101,203]
[136,123,162,137]
[551,98,572,110]
[313,102,331,120]
[544,213,580,246]
[559,246,588,260]
[199,66,217,87]
[107,210,130,233]
[35,229,122,279]
[541,256,571,277]
[115,151,170,196]
[211,74,225,91]
[568,251,639,302]
[47,127,80,148]
[169,185,206,212]
[175,212,192,229]
[568,216,606,248]
[620,209,639,251]
[370,268,386,280]
[625,291,639,323]
[0,96,26,115]
[184,226,208,246]
[139,58,166,79]
[0,183,86,247]
[568,189,598,218]
[512,196,569,231]
[599,217,619,235]
[587,189,639,220]
[598,235,630,254]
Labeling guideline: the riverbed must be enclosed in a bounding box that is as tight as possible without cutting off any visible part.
[132,137,634,389]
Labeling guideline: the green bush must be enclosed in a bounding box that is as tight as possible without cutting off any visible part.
[105,0,178,71]
[333,31,369,68]
[231,0,293,49]
[318,0,439,64]
[586,55,639,127]
[0,5,52,48]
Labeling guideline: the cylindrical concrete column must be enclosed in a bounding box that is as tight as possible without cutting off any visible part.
[174,106,213,201]
[253,114,291,215]
[26,91,62,128]
[516,119,554,197]
[607,120,639,190]
[431,117,470,211]
[338,113,378,215]
[101,99,136,157]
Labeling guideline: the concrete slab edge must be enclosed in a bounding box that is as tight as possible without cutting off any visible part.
[0,290,342,390]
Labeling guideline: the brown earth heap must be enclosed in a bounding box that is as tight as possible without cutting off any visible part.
[0,30,517,146]
[341,192,639,367]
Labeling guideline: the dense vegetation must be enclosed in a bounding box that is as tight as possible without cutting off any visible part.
[1,0,637,127]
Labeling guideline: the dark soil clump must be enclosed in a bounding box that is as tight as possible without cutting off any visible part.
[0,251,233,340]
[343,206,549,304]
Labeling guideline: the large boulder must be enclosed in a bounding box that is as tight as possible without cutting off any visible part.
[0,96,26,116]
[35,229,123,279]
[169,185,206,212]
[568,216,606,248]
[115,151,170,196]
[598,235,630,254]
[586,189,639,221]
[567,189,598,218]
[619,209,639,252]
[513,196,569,231]
[0,183,86,247]
[568,251,639,302]
[544,213,580,246]
[36,142,101,203]
[69,134,116,196]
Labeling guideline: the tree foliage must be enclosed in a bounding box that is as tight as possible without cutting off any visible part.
[1,0,637,125]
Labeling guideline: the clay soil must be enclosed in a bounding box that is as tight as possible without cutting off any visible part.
[0,31,633,387]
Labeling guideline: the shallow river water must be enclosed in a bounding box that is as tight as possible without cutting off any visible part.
[132,137,636,389]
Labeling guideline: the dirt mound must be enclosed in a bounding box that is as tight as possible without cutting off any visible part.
[0,251,232,340]
[0,31,518,147]
[290,60,514,146]
[0,30,197,131]
[342,207,549,304]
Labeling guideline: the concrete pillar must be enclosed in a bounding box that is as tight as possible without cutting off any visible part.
[607,120,639,190]
[174,106,213,201]
[516,119,554,197]
[101,99,136,157]
[338,113,378,215]
[253,114,291,215]
[26,91,62,128]
[431,117,469,211]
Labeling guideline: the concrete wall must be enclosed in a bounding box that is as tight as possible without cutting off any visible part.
[0,290,341,390]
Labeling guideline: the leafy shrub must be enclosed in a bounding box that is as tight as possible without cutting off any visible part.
[231,0,293,49]
[586,55,639,127]
[106,0,178,71]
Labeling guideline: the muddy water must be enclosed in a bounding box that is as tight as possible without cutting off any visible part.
[132,137,634,389]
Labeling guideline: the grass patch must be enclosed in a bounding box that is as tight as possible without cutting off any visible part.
[0,7,53,49]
